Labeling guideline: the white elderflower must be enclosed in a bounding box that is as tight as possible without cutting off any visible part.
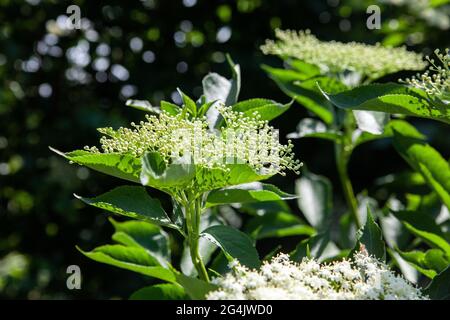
[261,29,426,80]
[206,251,428,300]
[84,103,302,177]
[401,48,449,104]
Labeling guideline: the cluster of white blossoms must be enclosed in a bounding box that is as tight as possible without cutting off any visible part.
[84,104,301,175]
[261,29,426,80]
[207,251,428,300]
[402,48,449,104]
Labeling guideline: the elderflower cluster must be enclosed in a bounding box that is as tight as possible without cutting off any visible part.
[402,48,449,104]
[261,29,426,80]
[207,252,428,300]
[84,104,301,176]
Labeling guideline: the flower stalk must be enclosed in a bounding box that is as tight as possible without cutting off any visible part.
[184,193,210,282]
[334,110,361,229]
[335,141,361,229]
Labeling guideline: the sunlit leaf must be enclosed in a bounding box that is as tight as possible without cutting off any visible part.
[425,266,450,299]
[109,218,171,266]
[50,148,141,183]
[231,98,292,121]
[287,118,342,141]
[74,185,176,229]
[296,170,333,230]
[244,211,315,239]
[352,110,389,135]
[130,284,188,300]
[206,182,297,208]
[391,122,450,210]
[78,245,176,283]
[201,225,260,268]
[321,83,450,124]
[403,222,450,255]
[351,208,386,260]
[175,273,218,300]
[140,152,196,189]
[397,248,449,279]
[126,99,160,114]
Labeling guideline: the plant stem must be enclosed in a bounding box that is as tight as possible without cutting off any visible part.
[185,195,210,282]
[335,142,361,229]
[335,110,362,229]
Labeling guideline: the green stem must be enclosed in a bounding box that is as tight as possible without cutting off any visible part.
[185,195,209,282]
[335,110,361,229]
[335,142,361,229]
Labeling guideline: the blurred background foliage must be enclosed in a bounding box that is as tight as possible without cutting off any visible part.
[0,0,449,299]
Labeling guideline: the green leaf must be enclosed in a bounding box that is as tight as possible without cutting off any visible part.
[387,249,419,283]
[194,163,273,192]
[430,0,450,8]
[130,284,188,300]
[74,186,176,229]
[391,123,450,210]
[140,152,196,189]
[160,100,180,115]
[391,209,444,239]
[292,232,340,262]
[287,118,342,141]
[403,222,450,255]
[50,148,141,183]
[296,170,333,230]
[175,273,218,300]
[352,119,422,148]
[321,83,450,125]
[352,110,389,135]
[231,98,292,121]
[203,72,232,104]
[425,266,450,300]
[203,55,240,106]
[339,212,357,249]
[423,250,448,273]
[201,225,260,268]
[125,99,160,114]
[197,99,217,117]
[202,56,240,129]
[379,212,409,250]
[287,59,321,77]
[262,65,310,82]
[397,249,449,278]
[262,65,341,124]
[171,199,185,231]
[352,208,386,260]
[78,245,176,283]
[206,182,297,208]
[405,192,443,216]
[109,218,171,266]
[177,88,197,117]
[244,211,315,239]
[290,239,309,261]
[375,171,427,194]
[225,54,241,106]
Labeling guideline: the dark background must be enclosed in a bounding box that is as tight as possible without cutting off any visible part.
[1,0,449,299]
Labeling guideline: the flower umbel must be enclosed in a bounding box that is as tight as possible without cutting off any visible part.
[401,48,450,104]
[261,29,426,80]
[207,251,428,300]
[84,103,301,176]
